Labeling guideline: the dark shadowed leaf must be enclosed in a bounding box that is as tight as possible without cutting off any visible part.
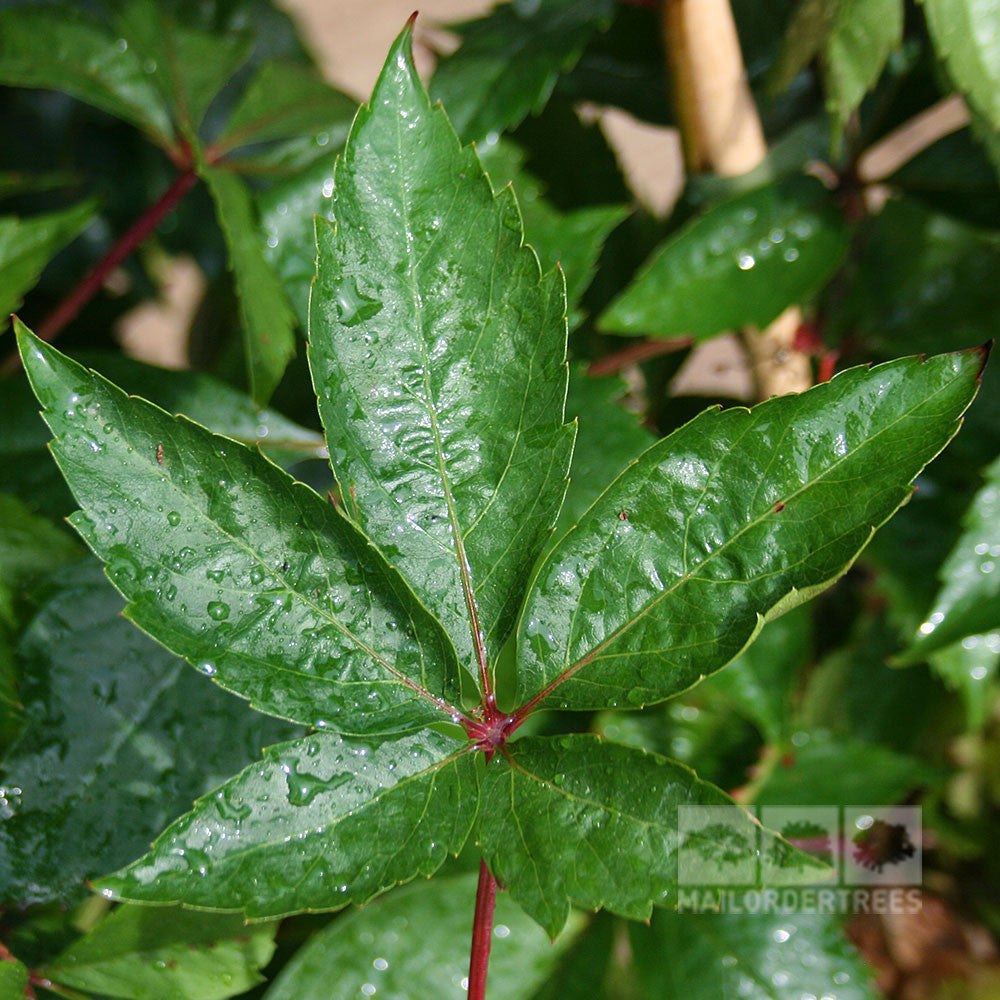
[96,730,478,919]
[16,325,463,736]
[429,0,614,143]
[516,352,983,712]
[599,178,848,341]
[309,25,574,668]
[45,905,277,1000]
[0,559,295,907]
[263,873,586,1000]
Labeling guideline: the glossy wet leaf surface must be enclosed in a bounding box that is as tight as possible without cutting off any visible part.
[264,873,586,1000]
[0,201,96,328]
[516,352,983,712]
[0,559,295,907]
[44,905,277,1000]
[429,0,614,143]
[900,453,1000,661]
[599,177,847,341]
[96,730,477,919]
[477,735,825,937]
[17,327,462,735]
[309,27,574,667]
[630,909,877,1000]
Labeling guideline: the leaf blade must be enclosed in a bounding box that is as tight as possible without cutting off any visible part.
[516,350,985,711]
[95,730,478,919]
[16,325,462,735]
[309,25,575,669]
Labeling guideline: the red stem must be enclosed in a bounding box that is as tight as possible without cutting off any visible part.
[467,858,499,1000]
[34,168,199,343]
[587,336,692,377]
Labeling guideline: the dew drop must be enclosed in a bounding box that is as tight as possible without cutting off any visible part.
[166,511,181,526]
[207,602,230,621]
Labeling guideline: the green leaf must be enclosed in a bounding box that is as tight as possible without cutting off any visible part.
[204,168,297,407]
[900,453,1000,661]
[923,0,1000,130]
[927,635,1000,729]
[429,0,614,143]
[263,873,586,1000]
[515,351,984,713]
[96,730,478,919]
[702,605,812,745]
[770,0,902,128]
[630,909,877,1000]
[0,201,96,329]
[0,494,80,603]
[309,25,575,670]
[0,4,173,145]
[45,906,277,1000]
[0,559,295,907]
[16,325,463,735]
[477,734,824,937]
[214,60,359,156]
[555,370,655,537]
[599,178,848,341]
[0,958,29,1000]
[111,0,253,137]
[755,732,939,806]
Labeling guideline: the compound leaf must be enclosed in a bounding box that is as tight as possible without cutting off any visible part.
[516,350,984,712]
[45,906,277,1000]
[477,734,821,937]
[309,24,575,671]
[96,730,478,919]
[16,324,462,736]
[599,178,847,341]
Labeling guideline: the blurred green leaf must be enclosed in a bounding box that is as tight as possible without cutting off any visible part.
[755,732,939,806]
[631,909,877,1000]
[0,200,96,329]
[264,873,586,1000]
[923,0,1000,131]
[0,559,296,907]
[45,906,277,1000]
[0,4,173,145]
[214,60,358,156]
[0,494,80,607]
[0,958,29,1000]
[771,0,902,129]
[430,0,614,143]
[599,177,847,340]
[928,636,1000,730]
[204,167,297,405]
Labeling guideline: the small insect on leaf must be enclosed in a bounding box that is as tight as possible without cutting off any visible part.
[618,510,629,521]
[156,444,164,465]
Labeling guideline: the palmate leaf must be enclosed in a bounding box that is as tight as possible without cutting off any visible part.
[515,351,985,712]
[477,735,825,937]
[15,324,462,736]
[309,24,575,672]
[95,730,478,919]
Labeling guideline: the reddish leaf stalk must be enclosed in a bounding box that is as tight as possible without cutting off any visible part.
[35,168,199,343]
[467,858,499,1000]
